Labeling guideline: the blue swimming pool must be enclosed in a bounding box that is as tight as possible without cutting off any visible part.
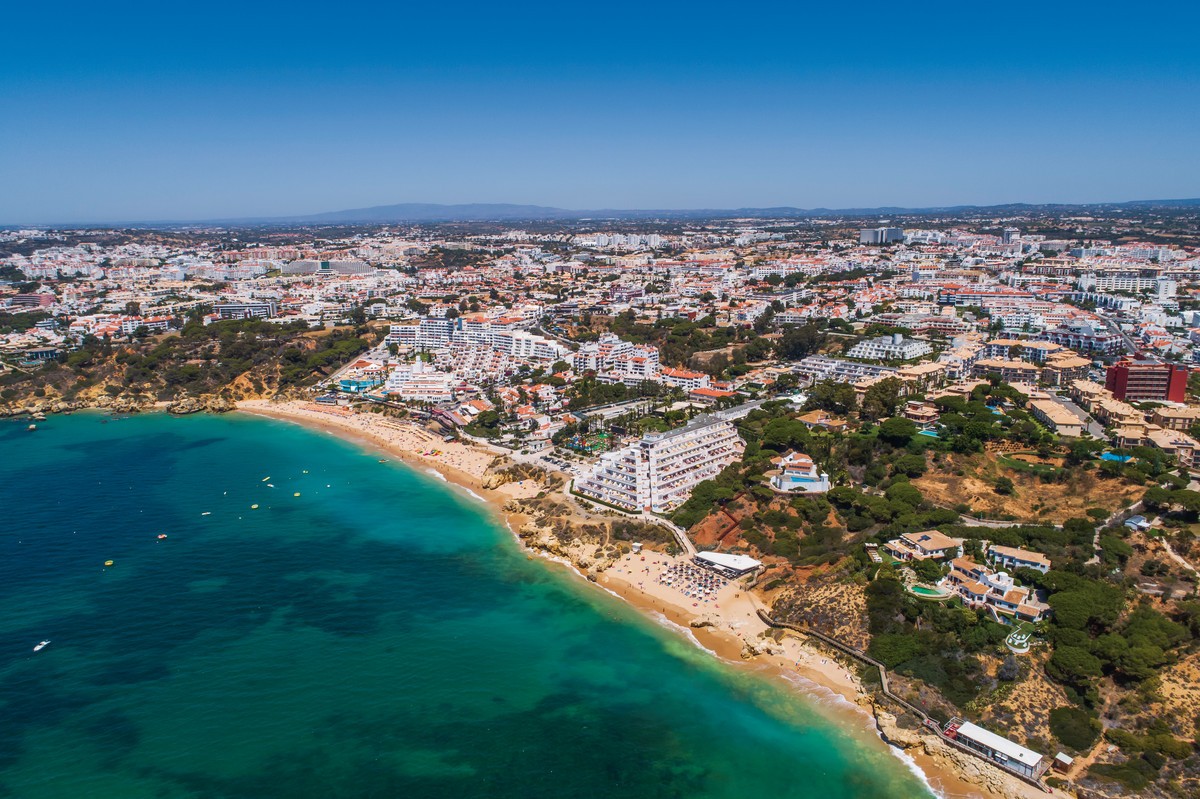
[1100,452,1132,463]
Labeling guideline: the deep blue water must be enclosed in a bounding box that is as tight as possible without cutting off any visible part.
[0,413,932,798]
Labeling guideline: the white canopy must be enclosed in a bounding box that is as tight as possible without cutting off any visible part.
[695,551,762,573]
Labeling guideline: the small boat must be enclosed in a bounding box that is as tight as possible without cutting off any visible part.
[33,640,50,652]
[261,477,270,482]
[250,504,259,510]
[157,534,168,540]
[378,459,388,463]
[267,483,275,488]
[201,511,211,516]
[104,560,114,567]
[293,492,301,497]
[28,424,36,431]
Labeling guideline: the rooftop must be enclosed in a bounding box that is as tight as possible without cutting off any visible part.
[955,721,1044,769]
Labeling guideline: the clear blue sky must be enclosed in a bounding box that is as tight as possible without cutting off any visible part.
[3,0,1199,223]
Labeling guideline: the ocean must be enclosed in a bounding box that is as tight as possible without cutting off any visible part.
[0,412,934,798]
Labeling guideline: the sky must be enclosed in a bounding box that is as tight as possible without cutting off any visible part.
[2,0,1199,223]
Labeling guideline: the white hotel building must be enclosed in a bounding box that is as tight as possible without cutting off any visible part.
[575,415,745,513]
[846,333,932,361]
[383,359,456,402]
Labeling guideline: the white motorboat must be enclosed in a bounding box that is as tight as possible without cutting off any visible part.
[33,640,50,652]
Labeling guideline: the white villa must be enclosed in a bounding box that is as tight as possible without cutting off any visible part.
[768,451,831,494]
[884,530,963,562]
[943,557,1050,623]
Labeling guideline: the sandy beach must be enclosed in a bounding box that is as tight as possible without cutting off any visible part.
[237,400,541,503]
[237,399,1042,799]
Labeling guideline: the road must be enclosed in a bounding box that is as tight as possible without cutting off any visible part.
[1093,310,1138,355]
[1046,390,1108,441]
[1162,537,1198,574]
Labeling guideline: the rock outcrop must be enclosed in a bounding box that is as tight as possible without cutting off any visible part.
[874,704,1043,798]
[515,516,616,575]
[165,395,236,415]
[4,390,243,418]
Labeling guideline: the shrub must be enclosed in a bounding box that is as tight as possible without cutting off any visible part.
[1088,757,1159,791]
[1049,706,1101,751]
[868,633,923,668]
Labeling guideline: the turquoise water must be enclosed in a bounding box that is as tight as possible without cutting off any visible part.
[0,413,932,798]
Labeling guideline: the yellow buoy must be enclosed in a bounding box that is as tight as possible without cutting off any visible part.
[251,504,259,509]
[104,560,114,567]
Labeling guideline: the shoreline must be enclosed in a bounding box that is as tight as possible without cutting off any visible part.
[231,400,1037,799]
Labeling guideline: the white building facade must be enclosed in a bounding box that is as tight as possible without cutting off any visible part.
[575,415,745,513]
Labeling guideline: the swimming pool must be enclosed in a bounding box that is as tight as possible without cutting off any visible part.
[909,584,950,598]
[1100,452,1133,463]
[917,430,939,438]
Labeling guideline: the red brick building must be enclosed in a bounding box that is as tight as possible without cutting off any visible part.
[1105,358,1188,402]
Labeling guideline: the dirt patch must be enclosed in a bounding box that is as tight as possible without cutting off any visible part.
[915,453,1143,523]
[771,577,870,650]
[978,651,1072,750]
[1157,653,1200,738]
[1009,453,1065,467]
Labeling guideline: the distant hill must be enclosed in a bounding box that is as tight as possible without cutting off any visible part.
[285,202,577,223]
[240,198,1200,225]
[12,198,1200,228]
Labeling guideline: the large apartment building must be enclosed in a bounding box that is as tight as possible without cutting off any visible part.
[383,359,456,402]
[847,333,932,361]
[1105,358,1188,402]
[574,414,745,513]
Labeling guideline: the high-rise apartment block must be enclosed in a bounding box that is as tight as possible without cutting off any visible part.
[1105,358,1189,402]
[574,414,745,513]
[859,227,904,245]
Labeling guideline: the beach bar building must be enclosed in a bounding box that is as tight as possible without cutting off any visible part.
[946,721,1046,779]
[694,551,762,579]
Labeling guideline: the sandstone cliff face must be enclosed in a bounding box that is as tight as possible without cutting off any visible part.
[165,395,237,415]
[2,394,146,416]
[739,636,785,660]
[3,392,238,417]
[515,517,616,575]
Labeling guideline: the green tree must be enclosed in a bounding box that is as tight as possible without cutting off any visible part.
[777,323,825,360]
[1047,645,1103,684]
[805,380,857,414]
[1050,707,1101,751]
[861,378,904,421]
[885,481,924,508]
[877,416,918,447]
